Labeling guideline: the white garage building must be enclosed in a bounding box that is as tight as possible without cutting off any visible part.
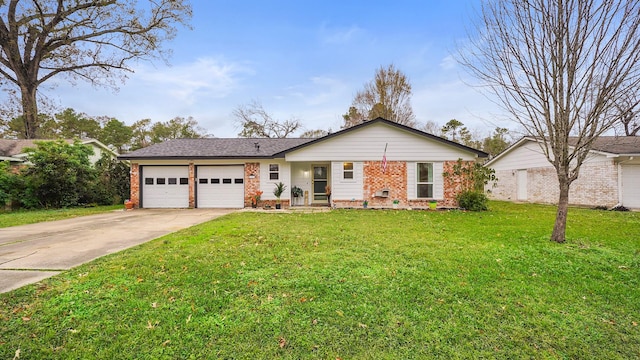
[486,136,640,209]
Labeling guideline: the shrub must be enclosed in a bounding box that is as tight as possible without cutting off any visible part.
[456,190,489,211]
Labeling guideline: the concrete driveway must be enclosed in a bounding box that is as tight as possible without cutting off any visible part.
[0,208,235,293]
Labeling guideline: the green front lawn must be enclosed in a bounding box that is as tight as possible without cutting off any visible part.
[0,205,123,228]
[1,202,638,359]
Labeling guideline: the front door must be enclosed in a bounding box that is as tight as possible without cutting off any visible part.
[312,164,329,204]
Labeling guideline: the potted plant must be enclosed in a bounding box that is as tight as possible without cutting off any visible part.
[429,200,437,210]
[251,190,263,208]
[124,199,134,210]
[392,199,400,209]
[273,182,286,209]
[363,200,368,209]
[291,186,303,206]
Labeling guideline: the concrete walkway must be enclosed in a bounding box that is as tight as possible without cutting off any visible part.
[0,208,234,293]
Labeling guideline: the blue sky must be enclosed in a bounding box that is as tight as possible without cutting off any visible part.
[53,0,507,138]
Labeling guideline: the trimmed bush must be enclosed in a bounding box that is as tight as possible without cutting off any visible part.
[456,190,489,211]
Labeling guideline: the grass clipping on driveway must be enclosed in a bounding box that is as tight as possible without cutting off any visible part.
[1,202,639,359]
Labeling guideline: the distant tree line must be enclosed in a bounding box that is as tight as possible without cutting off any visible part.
[1,108,210,153]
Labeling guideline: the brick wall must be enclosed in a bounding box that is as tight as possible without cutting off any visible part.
[244,162,261,207]
[351,160,471,209]
[488,161,619,207]
[188,163,195,208]
[440,160,472,208]
[363,161,407,207]
[130,163,140,208]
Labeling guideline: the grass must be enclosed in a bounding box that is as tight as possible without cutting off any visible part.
[0,202,638,359]
[0,205,123,228]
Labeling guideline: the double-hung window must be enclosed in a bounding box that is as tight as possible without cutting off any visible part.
[269,164,279,180]
[343,162,354,180]
[417,163,433,198]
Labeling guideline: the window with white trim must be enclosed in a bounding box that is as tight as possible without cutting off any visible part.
[417,163,433,198]
[343,162,354,180]
[269,164,279,180]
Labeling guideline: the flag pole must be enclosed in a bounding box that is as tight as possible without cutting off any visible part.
[381,143,388,174]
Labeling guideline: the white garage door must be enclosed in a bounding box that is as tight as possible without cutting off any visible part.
[622,165,640,209]
[142,166,189,208]
[196,166,245,208]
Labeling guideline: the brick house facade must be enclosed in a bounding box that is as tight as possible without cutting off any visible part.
[486,136,640,208]
[121,118,489,209]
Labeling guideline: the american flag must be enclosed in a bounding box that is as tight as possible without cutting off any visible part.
[381,143,388,173]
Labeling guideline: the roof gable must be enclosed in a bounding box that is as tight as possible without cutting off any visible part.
[278,118,487,158]
[487,135,640,167]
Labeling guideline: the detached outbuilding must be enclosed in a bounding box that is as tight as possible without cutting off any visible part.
[118,118,488,209]
[485,136,640,209]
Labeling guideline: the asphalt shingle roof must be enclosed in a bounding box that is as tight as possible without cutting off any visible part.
[0,139,41,157]
[118,138,315,159]
[571,136,640,154]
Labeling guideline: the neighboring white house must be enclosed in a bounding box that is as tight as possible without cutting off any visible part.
[119,118,488,209]
[0,138,118,166]
[485,136,640,208]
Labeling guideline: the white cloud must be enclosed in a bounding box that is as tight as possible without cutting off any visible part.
[134,57,253,104]
[319,24,364,44]
[439,55,458,71]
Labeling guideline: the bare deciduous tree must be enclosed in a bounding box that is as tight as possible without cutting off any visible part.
[0,0,192,139]
[343,64,416,128]
[233,99,301,138]
[613,86,640,136]
[458,0,640,242]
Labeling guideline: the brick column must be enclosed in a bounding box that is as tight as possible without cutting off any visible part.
[244,162,260,207]
[189,162,195,208]
[130,163,140,208]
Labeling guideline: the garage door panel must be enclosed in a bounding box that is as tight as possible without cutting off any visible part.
[197,166,245,208]
[622,165,640,208]
[142,166,189,208]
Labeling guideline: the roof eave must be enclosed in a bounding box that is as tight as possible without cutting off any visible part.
[117,155,285,161]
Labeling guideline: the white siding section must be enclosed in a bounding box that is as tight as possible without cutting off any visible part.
[260,160,291,201]
[331,161,363,200]
[490,141,550,171]
[433,162,444,199]
[291,163,311,205]
[490,140,609,171]
[285,122,478,162]
[407,162,416,199]
[406,162,443,200]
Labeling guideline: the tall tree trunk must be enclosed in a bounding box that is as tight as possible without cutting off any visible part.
[551,177,570,243]
[20,84,38,139]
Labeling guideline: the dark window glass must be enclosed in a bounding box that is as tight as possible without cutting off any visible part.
[168,178,177,185]
[417,163,433,182]
[156,178,166,185]
[211,178,220,184]
[417,184,433,198]
[199,178,208,184]
[223,178,232,184]
[145,178,154,185]
[179,178,188,185]
[234,178,244,184]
